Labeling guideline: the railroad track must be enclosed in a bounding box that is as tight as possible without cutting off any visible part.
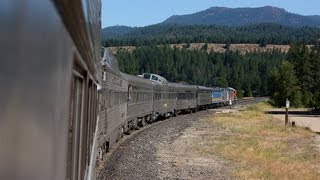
[97,97,268,179]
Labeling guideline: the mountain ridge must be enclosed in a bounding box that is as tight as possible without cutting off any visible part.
[101,6,320,45]
[162,6,320,27]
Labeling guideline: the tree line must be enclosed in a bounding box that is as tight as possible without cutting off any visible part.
[116,45,285,97]
[269,44,320,108]
[103,23,320,47]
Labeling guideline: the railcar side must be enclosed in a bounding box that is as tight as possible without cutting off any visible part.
[153,83,166,117]
[0,1,101,179]
[126,74,154,128]
[160,83,178,117]
[97,65,128,160]
[175,83,198,113]
[197,86,214,110]
[211,87,226,106]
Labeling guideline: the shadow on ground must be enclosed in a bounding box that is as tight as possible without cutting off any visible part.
[266,110,320,118]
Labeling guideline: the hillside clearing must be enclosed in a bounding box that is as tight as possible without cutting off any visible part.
[107,43,314,55]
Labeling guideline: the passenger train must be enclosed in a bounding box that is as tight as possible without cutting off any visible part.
[0,1,236,179]
[97,48,237,164]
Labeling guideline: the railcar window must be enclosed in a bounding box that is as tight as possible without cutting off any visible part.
[151,75,158,81]
[140,93,143,101]
[67,68,85,180]
[115,92,119,105]
[143,73,151,79]
[85,80,94,169]
[128,85,132,103]
[118,92,121,105]
[110,91,115,108]
[122,92,126,104]
[136,92,141,102]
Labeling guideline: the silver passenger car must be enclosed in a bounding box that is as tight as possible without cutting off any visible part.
[174,83,198,112]
[197,86,214,109]
[98,48,128,159]
[153,82,165,117]
[161,83,178,117]
[127,74,154,126]
[0,0,101,179]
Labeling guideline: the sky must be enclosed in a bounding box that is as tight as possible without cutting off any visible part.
[101,0,320,28]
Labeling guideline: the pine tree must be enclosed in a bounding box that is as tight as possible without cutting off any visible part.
[287,43,314,106]
[269,61,301,107]
[310,45,320,109]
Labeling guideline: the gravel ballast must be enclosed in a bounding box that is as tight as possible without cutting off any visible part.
[97,110,234,180]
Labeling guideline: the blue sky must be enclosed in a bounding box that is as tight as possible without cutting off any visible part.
[102,0,320,28]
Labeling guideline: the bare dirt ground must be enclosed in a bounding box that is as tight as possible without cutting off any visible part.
[97,109,234,180]
[156,109,233,179]
[267,108,320,133]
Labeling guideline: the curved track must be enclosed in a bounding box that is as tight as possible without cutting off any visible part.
[97,97,267,179]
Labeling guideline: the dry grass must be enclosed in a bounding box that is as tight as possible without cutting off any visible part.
[204,103,320,179]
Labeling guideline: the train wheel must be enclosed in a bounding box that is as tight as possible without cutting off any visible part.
[117,127,124,141]
[124,124,131,135]
[141,117,146,127]
[135,119,140,130]
[172,110,176,117]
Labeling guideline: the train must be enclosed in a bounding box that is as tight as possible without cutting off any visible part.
[96,48,237,164]
[0,1,236,179]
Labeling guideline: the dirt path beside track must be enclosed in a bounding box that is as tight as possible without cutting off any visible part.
[267,108,320,133]
[97,110,234,180]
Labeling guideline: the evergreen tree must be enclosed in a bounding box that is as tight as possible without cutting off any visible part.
[115,45,284,98]
[310,45,320,109]
[287,44,314,106]
[269,61,301,107]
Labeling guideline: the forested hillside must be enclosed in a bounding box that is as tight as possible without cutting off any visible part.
[103,6,320,107]
[269,44,320,108]
[103,24,320,47]
[116,45,285,97]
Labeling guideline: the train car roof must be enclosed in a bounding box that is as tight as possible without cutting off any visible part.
[141,73,168,84]
[170,82,198,90]
[212,87,226,90]
[227,87,236,91]
[126,73,154,86]
[198,86,214,91]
